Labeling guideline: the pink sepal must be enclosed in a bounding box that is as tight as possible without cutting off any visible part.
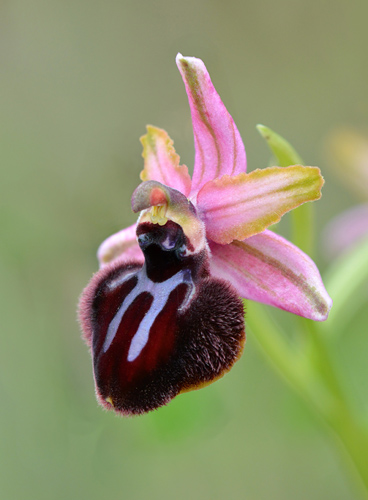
[140,126,192,197]
[176,54,246,196]
[197,166,323,244]
[209,230,332,321]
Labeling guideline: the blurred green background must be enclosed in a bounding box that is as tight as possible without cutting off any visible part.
[1,0,367,499]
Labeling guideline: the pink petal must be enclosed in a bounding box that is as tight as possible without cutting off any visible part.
[197,166,324,244]
[209,230,332,321]
[176,54,246,196]
[97,223,144,268]
[140,126,192,197]
[323,203,368,258]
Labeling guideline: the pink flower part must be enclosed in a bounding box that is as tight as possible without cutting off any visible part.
[210,230,332,321]
[197,166,324,244]
[176,54,246,196]
[79,53,333,416]
[323,203,368,258]
[140,126,192,197]
[97,224,143,268]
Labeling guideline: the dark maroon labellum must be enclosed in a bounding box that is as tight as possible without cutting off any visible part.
[79,220,245,415]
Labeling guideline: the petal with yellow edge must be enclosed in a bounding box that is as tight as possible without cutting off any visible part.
[140,126,192,197]
[197,165,324,244]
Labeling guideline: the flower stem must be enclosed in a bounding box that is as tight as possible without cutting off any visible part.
[291,203,315,257]
[301,318,368,497]
[255,123,368,495]
[247,301,368,498]
[329,410,368,499]
[246,302,333,417]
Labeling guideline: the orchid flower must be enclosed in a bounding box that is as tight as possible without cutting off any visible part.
[79,54,332,416]
[323,129,368,258]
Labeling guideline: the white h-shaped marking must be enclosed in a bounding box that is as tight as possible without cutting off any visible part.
[102,267,194,362]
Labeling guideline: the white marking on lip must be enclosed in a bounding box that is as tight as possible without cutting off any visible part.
[102,266,194,361]
[179,273,196,311]
[107,271,136,291]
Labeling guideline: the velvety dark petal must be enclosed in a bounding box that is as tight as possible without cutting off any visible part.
[79,220,245,416]
[176,277,245,392]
